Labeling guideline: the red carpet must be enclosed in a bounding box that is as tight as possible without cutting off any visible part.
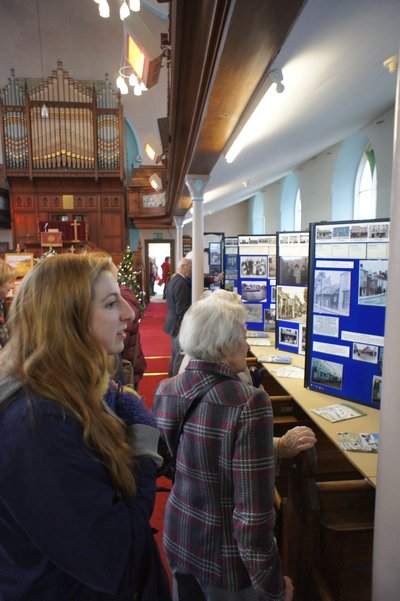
[137,299,172,586]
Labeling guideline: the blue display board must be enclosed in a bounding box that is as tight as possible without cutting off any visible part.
[304,219,389,408]
[276,230,309,354]
[238,234,276,331]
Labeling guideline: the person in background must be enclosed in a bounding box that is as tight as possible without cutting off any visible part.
[154,294,294,601]
[119,283,147,392]
[0,253,170,600]
[160,256,171,299]
[164,256,192,376]
[149,257,158,296]
[0,259,17,350]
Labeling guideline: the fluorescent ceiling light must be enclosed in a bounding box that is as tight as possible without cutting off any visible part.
[225,69,284,164]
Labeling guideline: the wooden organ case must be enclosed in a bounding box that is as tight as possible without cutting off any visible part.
[0,62,127,261]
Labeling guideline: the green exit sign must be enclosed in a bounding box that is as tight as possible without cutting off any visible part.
[153,233,163,240]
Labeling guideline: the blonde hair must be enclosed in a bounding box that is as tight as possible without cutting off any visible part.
[0,253,136,498]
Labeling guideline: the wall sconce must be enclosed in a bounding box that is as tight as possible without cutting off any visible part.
[149,173,162,191]
[224,68,285,164]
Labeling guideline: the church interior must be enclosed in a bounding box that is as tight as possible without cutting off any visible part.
[1,1,400,600]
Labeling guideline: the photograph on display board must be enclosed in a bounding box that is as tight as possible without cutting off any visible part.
[209,242,221,266]
[244,303,263,323]
[299,323,307,354]
[371,375,382,404]
[270,284,276,303]
[279,326,298,348]
[311,357,343,390]
[242,281,267,302]
[264,307,276,331]
[277,285,307,323]
[225,254,238,279]
[240,255,267,278]
[268,256,276,278]
[332,225,350,239]
[352,342,379,364]
[358,260,388,306]
[225,280,235,292]
[368,223,389,239]
[350,224,368,239]
[279,256,308,286]
[313,269,351,316]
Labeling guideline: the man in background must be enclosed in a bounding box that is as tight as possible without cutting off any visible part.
[160,256,171,299]
[164,257,192,376]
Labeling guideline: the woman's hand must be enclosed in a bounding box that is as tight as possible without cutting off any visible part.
[277,426,317,458]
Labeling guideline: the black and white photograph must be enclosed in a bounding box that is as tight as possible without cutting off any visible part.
[277,285,307,323]
[311,358,343,390]
[209,242,221,266]
[316,226,333,240]
[371,375,382,404]
[270,284,276,303]
[300,234,309,244]
[368,223,389,239]
[279,256,308,286]
[352,342,379,364]
[313,269,351,316]
[268,255,276,278]
[264,307,276,331]
[358,259,388,306]
[240,255,267,278]
[242,281,267,302]
[279,326,299,347]
[244,303,263,323]
[299,323,307,354]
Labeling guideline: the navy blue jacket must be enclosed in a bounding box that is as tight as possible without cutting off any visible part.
[0,385,159,600]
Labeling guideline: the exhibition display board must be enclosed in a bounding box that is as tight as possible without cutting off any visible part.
[304,218,389,408]
[238,234,276,331]
[276,230,309,354]
[224,236,239,292]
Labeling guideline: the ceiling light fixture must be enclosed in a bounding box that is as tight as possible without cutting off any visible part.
[383,54,398,74]
[94,0,140,19]
[224,68,285,164]
[116,59,148,97]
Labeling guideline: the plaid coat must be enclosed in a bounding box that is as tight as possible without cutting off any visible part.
[153,360,285,600]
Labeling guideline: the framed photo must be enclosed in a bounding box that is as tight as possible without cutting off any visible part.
[5,253,34,277]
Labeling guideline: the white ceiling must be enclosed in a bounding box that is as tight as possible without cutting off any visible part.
[0,0,399,221]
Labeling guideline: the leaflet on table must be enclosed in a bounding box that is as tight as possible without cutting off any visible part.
[337,432,379,452]
[247,338,273,346]
[257,355,292,364]
[312,403,366,422]
[246,331,270,338]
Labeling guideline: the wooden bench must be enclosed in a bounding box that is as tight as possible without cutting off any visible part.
[280,448,375,601]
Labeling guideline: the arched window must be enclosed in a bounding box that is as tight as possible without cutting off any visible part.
[294,188,302,230]
[354,148,377,219]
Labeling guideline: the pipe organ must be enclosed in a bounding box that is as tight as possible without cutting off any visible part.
[0,61,122,177]
[0,62,127,262]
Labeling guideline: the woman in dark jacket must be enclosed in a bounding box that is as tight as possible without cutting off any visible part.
[120,284,147,391]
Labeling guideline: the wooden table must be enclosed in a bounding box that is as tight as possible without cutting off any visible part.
[248,336,380,486]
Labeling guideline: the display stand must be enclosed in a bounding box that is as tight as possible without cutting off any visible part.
[305,218,389,408]
[276,230,309,354]
[223,236,239,293]
[238,234,276,331]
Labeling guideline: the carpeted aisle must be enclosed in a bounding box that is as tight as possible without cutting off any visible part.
[137,297,173,586]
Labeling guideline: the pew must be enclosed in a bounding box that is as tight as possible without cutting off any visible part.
[280,448,375,601]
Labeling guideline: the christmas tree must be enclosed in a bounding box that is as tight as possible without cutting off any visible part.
[117,246,145,316]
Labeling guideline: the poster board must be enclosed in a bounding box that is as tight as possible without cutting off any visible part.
[238,234,276,331]
[223,236,239,293]
[276,231,309,354]
[304,219,389,408]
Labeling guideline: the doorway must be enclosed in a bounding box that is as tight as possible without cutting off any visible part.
[144,239,174,301]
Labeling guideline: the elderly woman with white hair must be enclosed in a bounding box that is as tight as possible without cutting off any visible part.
[153,294,294,601]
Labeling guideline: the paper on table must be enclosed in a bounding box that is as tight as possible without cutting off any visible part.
[271,365,305,378]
